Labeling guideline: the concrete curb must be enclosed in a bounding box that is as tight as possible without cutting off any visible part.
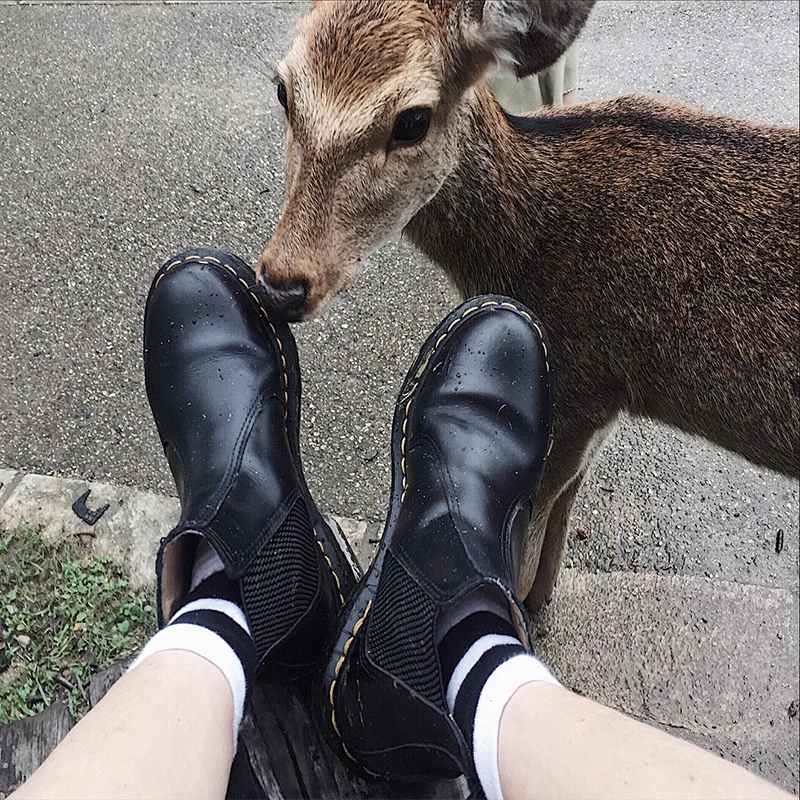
[535,570,799,791]
[0,468,378,588]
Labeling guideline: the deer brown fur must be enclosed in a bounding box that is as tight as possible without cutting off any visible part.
[258,0,800,612]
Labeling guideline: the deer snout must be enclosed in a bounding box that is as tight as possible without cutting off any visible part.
[255,250,311,322]
[258,276,309,322]
[257,241,350,321]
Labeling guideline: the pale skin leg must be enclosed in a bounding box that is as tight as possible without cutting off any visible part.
[562,89,577,106]
[499,682,791,800]
[11,650,233,800]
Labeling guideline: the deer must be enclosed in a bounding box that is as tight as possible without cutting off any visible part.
[256,0,800,614]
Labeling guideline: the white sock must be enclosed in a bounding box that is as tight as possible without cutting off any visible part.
[472,653,561,800]
[191,538,225,589]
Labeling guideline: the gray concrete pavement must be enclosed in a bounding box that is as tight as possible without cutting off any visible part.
[0,0,798,790]
[0,0,796,582]
[536,570,800,794]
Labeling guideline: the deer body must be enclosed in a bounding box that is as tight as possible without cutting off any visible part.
[258,0,800,611]
[405,88,799,604]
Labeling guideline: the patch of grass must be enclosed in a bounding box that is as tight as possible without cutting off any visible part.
[0,523,156,724]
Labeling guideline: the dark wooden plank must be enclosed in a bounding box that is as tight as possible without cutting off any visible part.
[88,660,130,708]
[239,681,467,800]
[0,702,73,796]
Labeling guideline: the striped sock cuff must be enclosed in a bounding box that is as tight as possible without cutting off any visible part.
[128,599,256,751]
[446,633,522,711]
[472,653,561,800]
[440,612,519,686]
[451,639,527,749]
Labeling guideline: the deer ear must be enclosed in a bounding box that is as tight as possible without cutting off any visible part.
[464,0,595,77]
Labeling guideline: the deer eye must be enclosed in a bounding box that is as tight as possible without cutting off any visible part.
[390,107,432,148]
[276,80,288,111]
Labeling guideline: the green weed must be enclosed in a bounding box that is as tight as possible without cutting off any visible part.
[0,523,156,723]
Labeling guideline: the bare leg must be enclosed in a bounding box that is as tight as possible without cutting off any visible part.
[12,650,234,800]
[562,89,577,106]
[499,682,790,800]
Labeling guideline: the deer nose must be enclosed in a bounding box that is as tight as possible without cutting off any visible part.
[258,278,309,322]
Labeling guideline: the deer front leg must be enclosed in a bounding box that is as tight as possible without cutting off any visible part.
[517,414,620,613]
[525,469,586,613]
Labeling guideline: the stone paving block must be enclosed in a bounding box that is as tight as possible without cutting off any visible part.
[92,488,179,589]
[535,570,799,793]
[0,473,117,540]
[0,473,179,589]
[0,469,20,510]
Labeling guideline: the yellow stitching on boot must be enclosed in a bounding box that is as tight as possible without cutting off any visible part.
[155,273,164,288]
[231,260,351,607]
[342,743,358,763]
[205,256,221,264]
[325,300,554,775]
[354,599,372,630]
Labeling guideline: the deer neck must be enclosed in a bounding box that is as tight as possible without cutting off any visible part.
[405,84,553,300]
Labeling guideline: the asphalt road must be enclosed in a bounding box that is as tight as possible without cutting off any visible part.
[0,0,797,591]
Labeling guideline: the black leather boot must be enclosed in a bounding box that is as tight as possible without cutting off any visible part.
[144,249,359,682]
[319,296,555,785]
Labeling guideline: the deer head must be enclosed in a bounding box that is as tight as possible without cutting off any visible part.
[257,0,594,320]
